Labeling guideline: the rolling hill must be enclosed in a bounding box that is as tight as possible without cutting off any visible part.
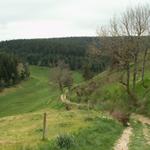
[0,66,124,150]
[0,37,109,73]
[1,63,150,150]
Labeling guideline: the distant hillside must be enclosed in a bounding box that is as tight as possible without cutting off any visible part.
[0,66,123,150]
[0,37,109,72]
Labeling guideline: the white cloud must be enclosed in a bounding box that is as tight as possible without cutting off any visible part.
[0,0,149,40]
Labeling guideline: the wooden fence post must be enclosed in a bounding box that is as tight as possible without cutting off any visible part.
[87,100,90,118]
[42,112,47,140]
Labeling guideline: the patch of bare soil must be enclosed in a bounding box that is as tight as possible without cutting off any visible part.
[60,94,87,107]
[114,127,133,150]
[132,114,150,125]
[132,114,150,146]
[134,114,150,145]
[143,127,150,145]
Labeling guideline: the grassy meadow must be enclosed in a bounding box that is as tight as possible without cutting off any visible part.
[0,66,124,150]
[0,66,84,117]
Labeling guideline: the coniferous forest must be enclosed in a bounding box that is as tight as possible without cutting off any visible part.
[0,37,110,73]
[0,53,30,88]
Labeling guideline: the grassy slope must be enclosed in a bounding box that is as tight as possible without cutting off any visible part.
[0,66,58,117]
[0,66,123,150]
[70,118,123,150]
[0,66,84,117]
[0,109,94,149]
[69,61,150,150]
[70,65,150,115]
[70,70,131,113]
[0,110,123,150]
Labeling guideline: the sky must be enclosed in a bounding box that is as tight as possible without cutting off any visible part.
[0,0,149,41]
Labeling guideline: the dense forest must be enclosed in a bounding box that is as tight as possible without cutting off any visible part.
[0,53,30,88]
[0,37,110,73]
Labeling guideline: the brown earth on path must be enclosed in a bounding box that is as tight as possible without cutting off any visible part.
[114,127,132,150]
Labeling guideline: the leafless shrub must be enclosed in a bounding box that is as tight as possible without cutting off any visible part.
[110,110,130,126]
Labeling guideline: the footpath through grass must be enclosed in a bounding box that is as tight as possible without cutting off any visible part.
[0,66,124,150]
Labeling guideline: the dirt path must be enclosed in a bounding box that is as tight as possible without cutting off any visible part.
[61,93,150,149]
[143,127,150,145]
[61,93,133,150]
[132,114,150,145]
[114,127,133,150]
[114,114,150,150]
[132,114,150,125]
[60,94,87,107]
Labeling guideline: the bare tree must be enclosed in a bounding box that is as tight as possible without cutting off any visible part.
[96,19,133,93]
[94,4,149,97]
[130,5,150,89]
[50,61,73,92]
[141,36,150,85]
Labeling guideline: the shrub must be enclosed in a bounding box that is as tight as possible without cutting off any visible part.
[110,110,130,126]
[56,134,75,150]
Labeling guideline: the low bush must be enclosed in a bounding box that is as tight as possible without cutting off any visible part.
[110,110,130,126]
[56,134,75,150]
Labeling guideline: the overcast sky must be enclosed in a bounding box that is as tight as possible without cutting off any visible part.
[0,0,149,41]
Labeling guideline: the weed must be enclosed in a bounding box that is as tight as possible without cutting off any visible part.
[56,134,75,150]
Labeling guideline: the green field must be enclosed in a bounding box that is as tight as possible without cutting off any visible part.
[0,66,84,117]
[0,66,124,150]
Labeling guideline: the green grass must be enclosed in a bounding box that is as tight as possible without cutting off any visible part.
[129,121,150,150]
[70,70,131,113]
[0,66,124,150]
[70,65,150,115]
[0,107,123,150]
[0,109,97,150]
[68,118,123,150]
[0,66,84,118]
[0,66,59,117]
[12,116,123,150]
[69,65,150,150]
[133,77,150,116]
[72,71,84,85]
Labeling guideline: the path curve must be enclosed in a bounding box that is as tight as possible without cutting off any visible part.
[60,94,87,107]
[132,114,150,145]
[132,114,150,125]
[61,93,150,150]
[61,93,133,150]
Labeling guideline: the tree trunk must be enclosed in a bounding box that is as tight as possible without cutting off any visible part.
[126,62,130,93]
[133,46,139,90]
[142,48,148,85]
[59,82,63,92]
